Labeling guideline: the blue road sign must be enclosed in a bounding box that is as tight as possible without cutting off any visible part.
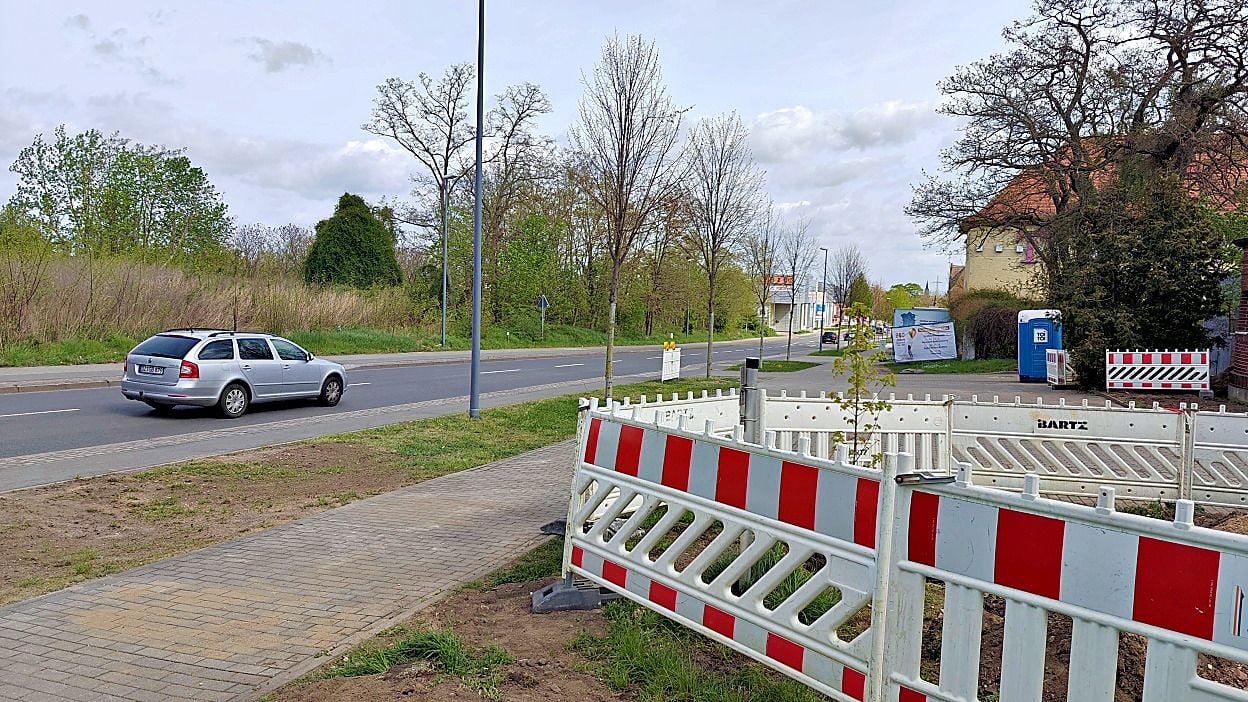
[537,294,550,309]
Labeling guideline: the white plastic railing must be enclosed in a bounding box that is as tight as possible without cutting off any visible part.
[756,390,1248,507]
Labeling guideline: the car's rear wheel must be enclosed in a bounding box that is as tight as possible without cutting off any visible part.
[318,375,343,407]
[217,383,249,419]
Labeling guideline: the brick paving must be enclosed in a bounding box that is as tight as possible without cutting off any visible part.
[0,442,575,701]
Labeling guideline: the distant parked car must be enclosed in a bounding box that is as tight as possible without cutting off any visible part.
[121,330,347,418]
[821,330,839,345]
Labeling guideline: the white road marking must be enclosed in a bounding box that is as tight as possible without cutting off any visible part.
[553,363,584,368]
[0,408,80,420]
[348,382,371,387]
[647,356,660,360]
[481,369,521,374]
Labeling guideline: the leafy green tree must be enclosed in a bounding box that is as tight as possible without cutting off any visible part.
[848,273,873,310]
[7,125,230,262]
[886,283,921,312]
[1047,168,1225,386]
[303,194,402,288]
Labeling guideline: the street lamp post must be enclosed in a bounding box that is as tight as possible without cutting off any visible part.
[818,247,828,353]
[468,0,485,419]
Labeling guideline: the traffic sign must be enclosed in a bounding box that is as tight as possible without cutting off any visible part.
[537,294,550,309]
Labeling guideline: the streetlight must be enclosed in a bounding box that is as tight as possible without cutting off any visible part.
[818,247,828,353]
[468,0,485,419]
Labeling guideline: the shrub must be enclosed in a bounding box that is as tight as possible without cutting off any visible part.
[303,193,402,288]
[949,289,1038,359]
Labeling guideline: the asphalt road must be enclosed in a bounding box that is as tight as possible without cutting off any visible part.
[0,336,819,491]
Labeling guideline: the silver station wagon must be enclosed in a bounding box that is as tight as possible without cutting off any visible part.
[121,329,347,418]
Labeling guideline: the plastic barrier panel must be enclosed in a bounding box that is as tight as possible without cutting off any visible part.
[762,391,950,471]
[949,397,1186,501]
[564,403,1248,701]
[1192,409,1248,507]
[1107,349,1210,391]
[884,472,1248,702]
[568,406,890,700]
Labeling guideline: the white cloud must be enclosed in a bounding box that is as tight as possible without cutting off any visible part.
[750,101,936,164]
[239,38,329,73]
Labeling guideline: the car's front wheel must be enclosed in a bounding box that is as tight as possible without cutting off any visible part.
[318,375,343,407]
[217,383,249,419]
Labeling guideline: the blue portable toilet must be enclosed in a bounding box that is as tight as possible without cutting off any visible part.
[1017,310,1062,382]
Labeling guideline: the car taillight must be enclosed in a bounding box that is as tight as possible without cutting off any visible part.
[179,360,199,379]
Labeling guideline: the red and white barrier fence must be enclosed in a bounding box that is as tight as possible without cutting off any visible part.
[1106,349,1210,391]
[566,399,1248,701]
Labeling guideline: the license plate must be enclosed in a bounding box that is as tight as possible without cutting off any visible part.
[137,364,164,375]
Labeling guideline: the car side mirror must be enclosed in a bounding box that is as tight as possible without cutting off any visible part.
[304,352,313,362]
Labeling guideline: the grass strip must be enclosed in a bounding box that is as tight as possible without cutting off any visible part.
[727,360,818,372]
[316,377,738,481]
[886,358,1017,374]
[319,625,512,700]
[0,324,770,367]
[571,601,827,701]
[465,537,564,590]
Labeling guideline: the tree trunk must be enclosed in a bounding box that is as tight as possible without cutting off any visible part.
[705,273,716,379]
[605,268,619,400]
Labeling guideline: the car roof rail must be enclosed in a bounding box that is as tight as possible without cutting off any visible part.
[162,327,199,333]
[207,331,237,337]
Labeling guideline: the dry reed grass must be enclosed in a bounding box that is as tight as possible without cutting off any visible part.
[0,256,423,346]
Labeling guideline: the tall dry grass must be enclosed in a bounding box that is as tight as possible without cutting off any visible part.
[0,255,427,346]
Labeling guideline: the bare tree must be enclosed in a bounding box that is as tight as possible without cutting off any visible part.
[826,243,867,346]
[570,34,687,399]
[364,65,476,343]
[741,203,779,357]
[270,224,313,276]
[480,83,554,322]
[683,112,765,377]
[778,216,817,360]
[907,0,1248,273]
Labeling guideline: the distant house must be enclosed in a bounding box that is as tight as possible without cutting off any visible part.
[956,144,1248,297]
[761,275,834,332]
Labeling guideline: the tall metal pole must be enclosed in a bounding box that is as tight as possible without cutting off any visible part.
[468,0,485,419]
[818,247,828,352]
[440,180,449,347]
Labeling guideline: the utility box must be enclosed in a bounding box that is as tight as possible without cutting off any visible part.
[1018,309,1062,382]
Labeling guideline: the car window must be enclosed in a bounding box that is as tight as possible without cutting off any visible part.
[238,338,275,360]
[132,335,199,359]
[198,339,236,360]
[271,338,306,361]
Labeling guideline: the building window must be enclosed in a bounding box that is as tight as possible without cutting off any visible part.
[974,243,984,253]
[994,244,1005,253]
[1015,244,1025,253]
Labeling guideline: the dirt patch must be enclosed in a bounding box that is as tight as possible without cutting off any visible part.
[0,441,407,605]
[1106,390,1248,412]
[271,579,619,702]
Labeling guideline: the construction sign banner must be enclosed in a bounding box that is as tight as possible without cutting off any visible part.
[892,322,957,363]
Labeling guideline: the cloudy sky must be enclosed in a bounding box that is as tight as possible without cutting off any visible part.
[0,1,1030,288]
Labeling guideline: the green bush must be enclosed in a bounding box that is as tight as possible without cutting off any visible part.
[949,288,1038,359]
[303,193,402,288]
[1047,169,1224,387]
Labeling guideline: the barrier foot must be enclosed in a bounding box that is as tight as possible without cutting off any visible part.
[531,575,620,614]
[540,519,566,536]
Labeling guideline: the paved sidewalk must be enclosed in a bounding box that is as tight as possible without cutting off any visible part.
[0,442,575,701]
